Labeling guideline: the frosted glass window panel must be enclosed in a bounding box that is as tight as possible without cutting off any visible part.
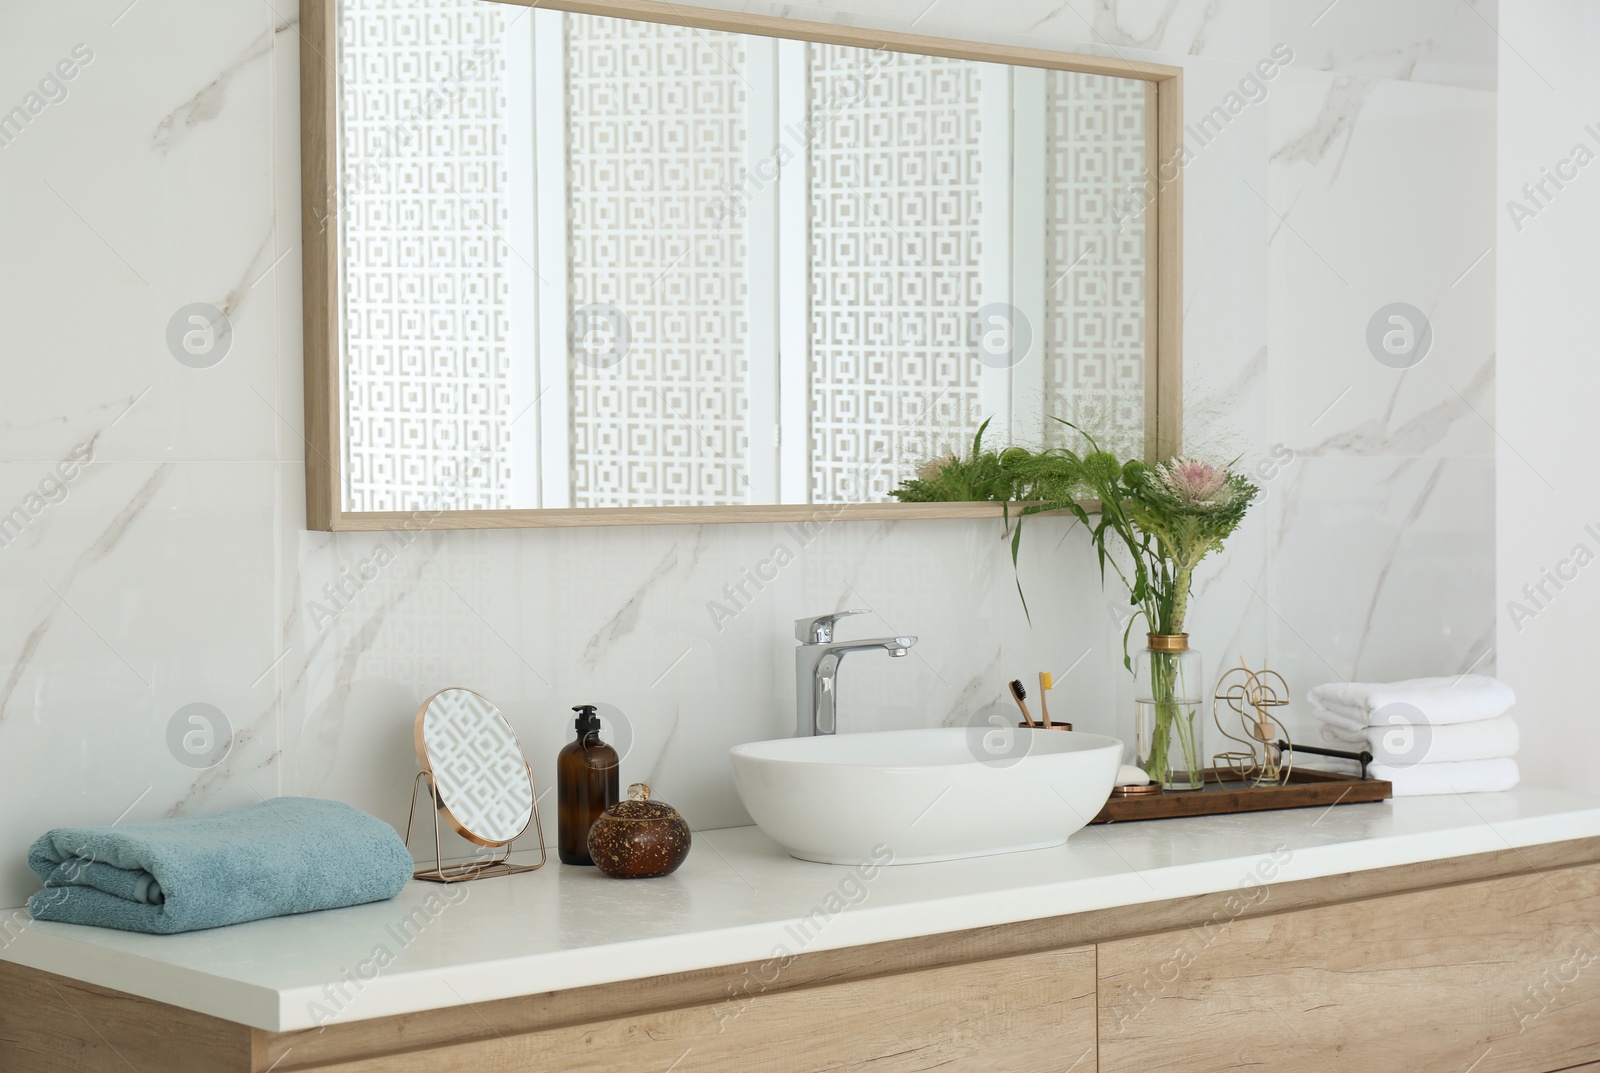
[339,0,519,513]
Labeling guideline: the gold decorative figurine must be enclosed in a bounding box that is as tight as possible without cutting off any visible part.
[1212,663,1293,787]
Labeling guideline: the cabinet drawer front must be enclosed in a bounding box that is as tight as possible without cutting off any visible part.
[1098,863,1600,1073]
[298,946,1097,1073]
[0,961,253,1073]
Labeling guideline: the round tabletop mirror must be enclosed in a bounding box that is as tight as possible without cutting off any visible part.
[414,688,535,847]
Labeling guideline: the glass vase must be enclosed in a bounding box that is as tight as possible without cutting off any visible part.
[1135,633,1205,791]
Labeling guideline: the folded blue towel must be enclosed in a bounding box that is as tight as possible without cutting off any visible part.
[26,797,413,935]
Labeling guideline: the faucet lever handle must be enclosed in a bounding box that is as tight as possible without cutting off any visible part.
[794,609,870,644]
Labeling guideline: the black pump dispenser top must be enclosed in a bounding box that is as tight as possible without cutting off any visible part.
[572,704,601,735]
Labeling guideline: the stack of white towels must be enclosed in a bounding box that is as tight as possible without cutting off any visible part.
[1306,675,1519,796]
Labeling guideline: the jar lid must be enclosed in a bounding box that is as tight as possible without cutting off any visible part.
[603,782,680,821]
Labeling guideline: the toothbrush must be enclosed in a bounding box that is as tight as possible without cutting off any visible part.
[1008,680,1038,728]
[1039,672,1054,728]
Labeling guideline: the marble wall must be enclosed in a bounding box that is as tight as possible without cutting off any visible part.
[0,0,1497,907]
[1494,1,1600,794]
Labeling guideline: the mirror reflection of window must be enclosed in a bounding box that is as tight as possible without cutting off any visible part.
[1042,70,1148,462]
[563,14,754,509]
[336,0,1148,512]
[339,0,521,513]
[804,45,985,505]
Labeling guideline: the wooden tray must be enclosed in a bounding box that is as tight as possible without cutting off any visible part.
[1090,767,1391,824]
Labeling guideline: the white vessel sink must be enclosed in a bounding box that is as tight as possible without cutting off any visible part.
[729,727,1123,865]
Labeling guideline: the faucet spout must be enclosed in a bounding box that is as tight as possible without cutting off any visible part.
[794,620,918,736]
[834,637,916,658]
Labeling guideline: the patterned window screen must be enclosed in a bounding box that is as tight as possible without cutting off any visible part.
[1042,72,1148,457]
[806,45,986,503]
[565,15,752,508]
[339,0,517,512]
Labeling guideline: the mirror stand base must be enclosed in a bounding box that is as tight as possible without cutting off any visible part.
[404,769,549,884]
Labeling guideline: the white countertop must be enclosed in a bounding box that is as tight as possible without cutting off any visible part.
[4,787,1600,1033]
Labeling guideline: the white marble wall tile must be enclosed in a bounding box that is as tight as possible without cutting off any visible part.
[1263,455,1496,743]
[1271,0,1498,90]
[1002,0,1270,63]
[1267,68,1496,460]
[0,461,280,909]
[1180,56,1272,456]
[0,1,286,466]
[1264,62,1498,745]
[278,513,1142,842]
[268,0,308,467]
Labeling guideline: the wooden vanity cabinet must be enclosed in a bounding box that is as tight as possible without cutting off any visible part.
[1098,862,1600,1073]
[5,839,1600,1073]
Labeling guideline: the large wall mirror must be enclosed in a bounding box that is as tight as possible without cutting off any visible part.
[301,0,1182,529]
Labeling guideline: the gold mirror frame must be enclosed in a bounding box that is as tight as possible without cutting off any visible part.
[300,0,1184,531]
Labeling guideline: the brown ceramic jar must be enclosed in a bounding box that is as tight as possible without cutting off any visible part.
[586,783,692,879]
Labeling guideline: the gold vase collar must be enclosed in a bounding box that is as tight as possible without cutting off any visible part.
[1147,632,1189,653]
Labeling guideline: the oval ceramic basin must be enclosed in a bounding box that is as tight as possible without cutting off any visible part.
[729,727,1122,865]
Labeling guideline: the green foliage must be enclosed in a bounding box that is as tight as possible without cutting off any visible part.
[887,419,1100,506]
[888,419,1021,503]
[892,419,1260,667]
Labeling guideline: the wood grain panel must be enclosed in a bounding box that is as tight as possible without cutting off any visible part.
[321,500,1087,531]
[1091,768,1391,823]
[0,960,254,1073]
[271,946,1097,1073]
[1098,863,1600,1073]
[299,0,341,531]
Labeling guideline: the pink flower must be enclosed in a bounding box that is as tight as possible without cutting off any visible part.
[1155,457,1234,506]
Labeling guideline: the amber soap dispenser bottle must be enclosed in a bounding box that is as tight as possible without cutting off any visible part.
[557,704,619,865]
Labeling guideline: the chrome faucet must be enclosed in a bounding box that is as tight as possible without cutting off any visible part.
[794,610,917,736]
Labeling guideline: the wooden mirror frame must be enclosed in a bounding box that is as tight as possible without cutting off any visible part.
[300,0,1183,531]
